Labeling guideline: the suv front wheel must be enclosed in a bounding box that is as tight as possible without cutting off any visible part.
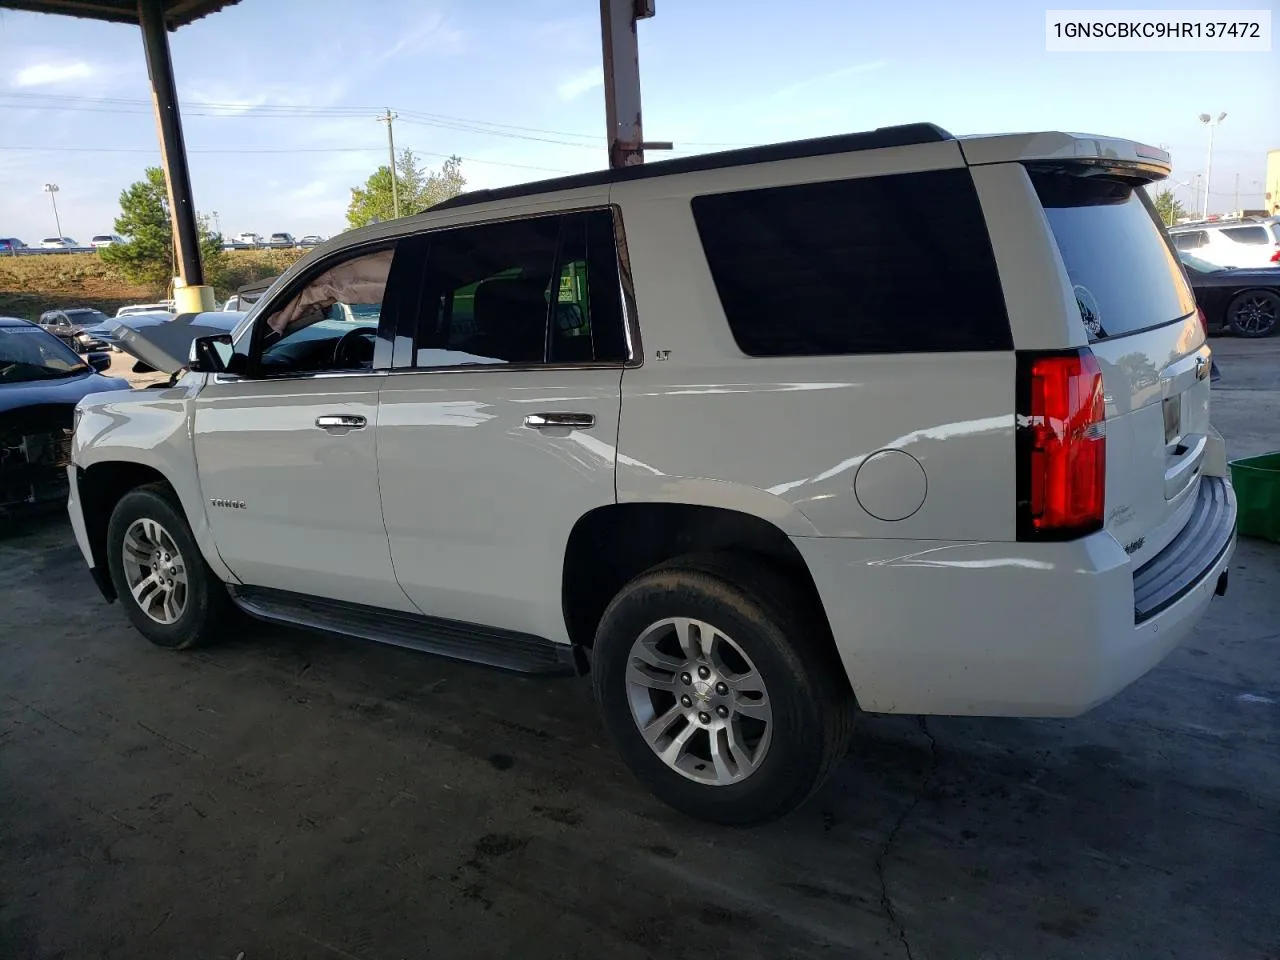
[106,484,230,649]
[592,556,855,824]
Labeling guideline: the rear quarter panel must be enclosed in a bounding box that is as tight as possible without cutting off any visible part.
[612,145,1017,540]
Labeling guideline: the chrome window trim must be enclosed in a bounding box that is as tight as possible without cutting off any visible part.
[384,362,628,377]
[211,369,388,385]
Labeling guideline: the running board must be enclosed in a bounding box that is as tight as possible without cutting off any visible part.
[228,586,583,676]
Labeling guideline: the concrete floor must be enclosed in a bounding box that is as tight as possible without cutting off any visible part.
[2,338,1277,960]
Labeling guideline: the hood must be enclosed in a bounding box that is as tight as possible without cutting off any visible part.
[112,311,239,375]
[0,370,129,414]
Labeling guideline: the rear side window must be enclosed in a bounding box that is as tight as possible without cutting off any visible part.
[1220,225,1269,244]
[1032,172,1196,341]
[1172,231,1208,250]
[410,209,628,367]
[691,170,1012,356]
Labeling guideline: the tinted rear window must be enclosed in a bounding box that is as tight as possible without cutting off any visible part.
[691,169,1012,356]
[1030,171,1196,340]
[1220,225,1268,244]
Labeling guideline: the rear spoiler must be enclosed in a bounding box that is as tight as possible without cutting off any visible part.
[960,132,1171,181]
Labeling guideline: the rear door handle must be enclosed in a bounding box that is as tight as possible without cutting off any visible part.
[316,414,367,430]
[524,412,595,430]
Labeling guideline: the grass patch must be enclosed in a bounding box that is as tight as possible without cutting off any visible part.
[0,248,306,321]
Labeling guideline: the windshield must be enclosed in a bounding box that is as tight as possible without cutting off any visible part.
[67,309,111,326]
[1178,252,1223,274]
[1028,169,1196,341]
[0,327,89,383]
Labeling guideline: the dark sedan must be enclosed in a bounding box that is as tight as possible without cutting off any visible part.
[1,317,128,518]
[1179,253,1280,338]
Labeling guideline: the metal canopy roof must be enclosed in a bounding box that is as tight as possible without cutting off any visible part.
[0,0,239,28]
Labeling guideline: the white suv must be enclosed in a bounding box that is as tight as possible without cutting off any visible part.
[68,125,1236,824]
[1170,219,1280,269]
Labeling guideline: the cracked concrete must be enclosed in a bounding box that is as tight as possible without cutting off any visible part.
[1,337,1277,959]
[877,718,937,960]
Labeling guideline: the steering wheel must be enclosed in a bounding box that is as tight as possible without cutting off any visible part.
[332,326,377,368]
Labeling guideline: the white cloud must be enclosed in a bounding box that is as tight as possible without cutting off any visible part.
[765,59,890,103]
[12,61,94,87]
[557,66,603,101]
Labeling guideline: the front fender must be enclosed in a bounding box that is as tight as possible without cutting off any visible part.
[74,375,237,584]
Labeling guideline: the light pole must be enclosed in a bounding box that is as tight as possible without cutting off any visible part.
[1198,112,1226,218]
[212,210,221,238]
[43,183,62,238]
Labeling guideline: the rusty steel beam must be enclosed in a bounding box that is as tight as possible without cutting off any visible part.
[138,0,203,286]
[600,0,669,169]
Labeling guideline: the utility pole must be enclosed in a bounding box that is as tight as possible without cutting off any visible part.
[43,183,62,237]
[376,109,400,219]
[599,0,671,168]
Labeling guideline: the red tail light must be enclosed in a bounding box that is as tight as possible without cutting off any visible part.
[1197,306,1209,338]
[1270,248,1280,263]
[1017,349,1106,539]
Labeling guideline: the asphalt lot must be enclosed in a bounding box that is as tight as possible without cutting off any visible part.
[2,337,1277,960]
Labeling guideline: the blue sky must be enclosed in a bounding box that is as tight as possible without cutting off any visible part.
[1,0,1276,242]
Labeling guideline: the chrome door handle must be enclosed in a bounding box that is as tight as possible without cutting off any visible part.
[316,414,367,430]
[524,412,595,430]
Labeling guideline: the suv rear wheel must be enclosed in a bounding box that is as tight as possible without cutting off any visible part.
[106,484,230,649]
[592,555,855,824]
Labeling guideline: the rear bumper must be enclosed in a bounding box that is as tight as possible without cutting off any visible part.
[793,478,1236,717]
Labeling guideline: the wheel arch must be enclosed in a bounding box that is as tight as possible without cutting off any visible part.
[79,459,234,597]
[561,501,835,655]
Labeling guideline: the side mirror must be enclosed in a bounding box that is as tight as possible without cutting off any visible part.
[189,333,234,373]
[88,352,112,373]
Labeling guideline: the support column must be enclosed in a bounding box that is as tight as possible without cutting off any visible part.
[138,0,213,312]
[600,0,670,169]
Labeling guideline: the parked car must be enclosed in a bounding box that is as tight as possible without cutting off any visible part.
[70,125,1236,824]
[1169,219,1280,269]
[1,317,126,518]
[116,302,175,318]
[1179,252,1280,337]
[37,308,113,352]
[234,232,264,247]
[39,237,80,249]
[90,234,124,248]
[268,232,296,248]
[0,238,26,254]
[299,235,324,248]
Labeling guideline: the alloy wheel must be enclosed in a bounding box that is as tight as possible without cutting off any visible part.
[120,518,188,625]
[624,617,772,786]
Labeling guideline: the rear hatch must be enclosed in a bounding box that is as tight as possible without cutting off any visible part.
[1029,166,1210,567]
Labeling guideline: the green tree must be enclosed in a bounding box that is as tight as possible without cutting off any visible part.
[1152,188,1188,227]
[346,150,466,228]
[99,167,224,292]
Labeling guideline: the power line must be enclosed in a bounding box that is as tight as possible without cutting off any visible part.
[0,91,757,149]
[0,143,576,173]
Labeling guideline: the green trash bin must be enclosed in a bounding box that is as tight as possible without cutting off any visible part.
[1228,452,1280,543]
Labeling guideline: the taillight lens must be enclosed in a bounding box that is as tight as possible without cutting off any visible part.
[1197,306,1209,338]
[1269,248,1280,263]
[1017,349,1106,540]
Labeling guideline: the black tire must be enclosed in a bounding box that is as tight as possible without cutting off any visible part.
[592,554,855,825]
[1227,289,1280,338]
[105,483,230,650]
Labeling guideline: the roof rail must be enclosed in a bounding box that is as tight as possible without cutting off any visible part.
[428,122,954,213]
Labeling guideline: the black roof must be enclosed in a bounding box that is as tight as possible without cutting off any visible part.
[429,122,953,212]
